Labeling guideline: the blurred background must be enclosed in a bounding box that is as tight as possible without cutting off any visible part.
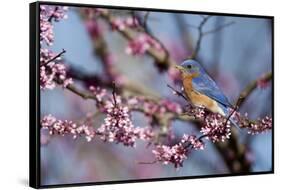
[40,5,272,185]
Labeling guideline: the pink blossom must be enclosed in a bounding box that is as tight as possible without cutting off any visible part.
[41,112,154,145]
[168,67,182,84]
[40,6,72,90]
[97,95,143,146]
[137,127,155,141]
[111,17,139,31]
[153,144,187,168]
[40,5,68,45]
[248,116,272,135]
[63,78,73,88]
[185,104,206,119]
[89,86,107,103]
[40,49,73,90]
[40,5,68,22]
[83,8,108,18]
[85,20,102,39]
[181,134,205,150]
[40,20,54,45]
[41,115,95,141]
[160,99,183,114]
[124,17,139,28]
[128,96,183,117]
[152,134,204,168]
[231,111,272,134]
[111,18,126,31]
[200,113,231,142]
[125,34,162,55]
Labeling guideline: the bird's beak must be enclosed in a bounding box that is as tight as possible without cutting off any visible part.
[173,65,185,72]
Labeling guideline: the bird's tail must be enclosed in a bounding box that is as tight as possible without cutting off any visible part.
[229,117,240,130]
[225,108,241,131]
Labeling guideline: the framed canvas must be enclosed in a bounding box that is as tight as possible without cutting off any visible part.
[29,1,274,188]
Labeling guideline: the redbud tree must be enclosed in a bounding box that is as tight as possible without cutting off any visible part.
[39,5,272,172]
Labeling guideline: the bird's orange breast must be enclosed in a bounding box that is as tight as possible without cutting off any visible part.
[182,73,225,115]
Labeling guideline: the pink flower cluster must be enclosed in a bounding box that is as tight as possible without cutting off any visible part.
[89,85,107,104]
[85,19,102,39]
[128,96,183,116]
[152,134,204,168]
[40,5,72,90]
[111,17,139,31]
[41,115,95,142]
[41,87,155,146]
[41,112,154,146]
[229,111,272,135]
[82,7,108,18]
[128,96,183,128]
[40,18,54,46]
[40,5,68,45]
[41,5,68,21]
[40,49,73,90]
[168,67,182,84]
[183,105,232,142]
[247,116,272,135]
[200,113,231,142]
[97,95,154,146]
[160,99,183,114]
[125,34,162,55]
[185,104,206,119]
[181,134,205,150]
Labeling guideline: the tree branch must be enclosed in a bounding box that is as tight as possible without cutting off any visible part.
[41,49,66,67]
[54,78,98,101]
[99,10,177,69]
[44,8,272,172]
[167,84,189,102]
[190,16,212,59]
[235,72,272,108]
[203,21,235,35]
[189,17,235,59]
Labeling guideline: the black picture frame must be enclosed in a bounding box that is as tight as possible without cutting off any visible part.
[30,1,274,188]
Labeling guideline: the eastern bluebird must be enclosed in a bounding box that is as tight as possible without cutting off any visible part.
[174,60,236,121]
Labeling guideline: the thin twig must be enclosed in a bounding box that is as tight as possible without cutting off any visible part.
[203,21,235,35]
[143,12,150,32]
[189,17,235,59]
[48,6,59,22]
[137,160,157,165]
[112,82,117,106]
[167,84,189,102]
[54,78,97,100]
[190,16,212,59]
[41,49,66,67]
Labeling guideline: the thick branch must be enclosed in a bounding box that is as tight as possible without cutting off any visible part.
[55,78,98,100]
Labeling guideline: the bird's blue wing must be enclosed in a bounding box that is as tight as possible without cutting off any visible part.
[192,73,232,108]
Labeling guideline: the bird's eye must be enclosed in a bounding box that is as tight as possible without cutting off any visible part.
[187,65,192,69]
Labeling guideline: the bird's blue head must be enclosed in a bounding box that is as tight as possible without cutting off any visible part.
[174,60,202,76]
